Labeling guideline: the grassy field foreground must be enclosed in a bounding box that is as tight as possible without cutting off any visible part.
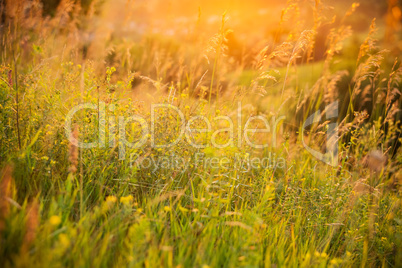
[0,0,402,267]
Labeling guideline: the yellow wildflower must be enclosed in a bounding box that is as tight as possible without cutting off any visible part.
[106,195,117,203]
[164,206,171,212]
[49,215,61,226]
[58,233,70,247]
[120,195,133,205]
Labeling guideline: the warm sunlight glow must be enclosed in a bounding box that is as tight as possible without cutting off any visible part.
[0,0,401,266]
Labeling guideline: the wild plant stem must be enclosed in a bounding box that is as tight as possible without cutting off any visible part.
[13,51,21,151]
[80,140,83,218]
[281,62,291,101]
[209,48,219,106]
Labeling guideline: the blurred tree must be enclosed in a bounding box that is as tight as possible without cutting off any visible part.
[40,0,96,17]
[41,0,60,17]
[385,0,402,44]
[0,0,5,25]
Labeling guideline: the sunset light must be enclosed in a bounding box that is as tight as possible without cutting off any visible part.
[0,0,401,267]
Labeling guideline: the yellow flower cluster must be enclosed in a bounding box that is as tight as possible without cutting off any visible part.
[49,215,61,226]
[106,195,117,203]
[120,195,133,205]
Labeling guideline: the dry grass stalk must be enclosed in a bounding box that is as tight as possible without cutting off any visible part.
[362,150,387,173]
[357,19,377,64]
[7,69,12,87]
[68,125,79,174]
[324,70,348,104]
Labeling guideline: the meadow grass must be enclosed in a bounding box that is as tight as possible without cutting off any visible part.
[0,0,401,267]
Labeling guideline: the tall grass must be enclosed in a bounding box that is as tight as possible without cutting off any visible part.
[0,0,401,267]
